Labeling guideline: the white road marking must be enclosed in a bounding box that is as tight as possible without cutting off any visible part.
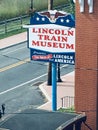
[0,73,47,95]
[0,64,68,95]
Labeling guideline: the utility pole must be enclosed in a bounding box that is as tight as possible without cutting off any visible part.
[57,63,62,82]
[31,0,33,9]
[48,0,53,10]
[29,0,35,16]
[47,0,62,85]
[47,0,53,85]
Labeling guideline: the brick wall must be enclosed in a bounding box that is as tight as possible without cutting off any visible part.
[75,0,98,130]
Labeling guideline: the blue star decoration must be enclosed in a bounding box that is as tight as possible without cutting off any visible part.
[30,10,75,28]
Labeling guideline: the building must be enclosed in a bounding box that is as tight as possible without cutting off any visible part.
[75,0,98,130]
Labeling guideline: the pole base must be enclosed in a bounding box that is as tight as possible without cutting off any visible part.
[57,78,62,82]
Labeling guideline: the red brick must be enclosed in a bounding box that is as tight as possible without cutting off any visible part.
[75,0,98,130]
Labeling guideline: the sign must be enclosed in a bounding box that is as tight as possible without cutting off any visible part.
[24,10,75,64]
[29,25,75,53]
[30,50,75,64]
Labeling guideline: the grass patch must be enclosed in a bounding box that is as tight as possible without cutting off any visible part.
[59,107,75,113]
[0,29,26,39]
[0,0,69,20]
[0,0,30,19]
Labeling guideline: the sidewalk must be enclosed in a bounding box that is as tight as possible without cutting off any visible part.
[38,72,74,110]
[0,32,27,49]
[0,32,74,111]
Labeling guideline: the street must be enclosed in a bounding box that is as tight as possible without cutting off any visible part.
[0,42,74,115]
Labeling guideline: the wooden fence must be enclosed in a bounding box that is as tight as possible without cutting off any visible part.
[0,15,30,35]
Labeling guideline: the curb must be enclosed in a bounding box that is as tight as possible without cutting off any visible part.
[39,82,51,102]
[0,40,27,50]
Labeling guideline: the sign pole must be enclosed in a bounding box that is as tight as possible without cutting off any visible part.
[48,0,57,111]
[52,62,57,111]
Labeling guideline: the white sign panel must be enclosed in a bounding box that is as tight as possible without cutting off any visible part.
[29,24,75,53]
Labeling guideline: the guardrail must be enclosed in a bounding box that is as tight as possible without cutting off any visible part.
[61,96,74,108]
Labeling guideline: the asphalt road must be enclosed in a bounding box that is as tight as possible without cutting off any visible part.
[0,42,74,115]
[0,42,48,115]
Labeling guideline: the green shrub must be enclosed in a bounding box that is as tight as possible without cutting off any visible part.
[59,106,75,113]
[0,0,69,20]
[0,0,30,19]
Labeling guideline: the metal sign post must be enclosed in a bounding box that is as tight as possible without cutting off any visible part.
[52,62,57,111]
